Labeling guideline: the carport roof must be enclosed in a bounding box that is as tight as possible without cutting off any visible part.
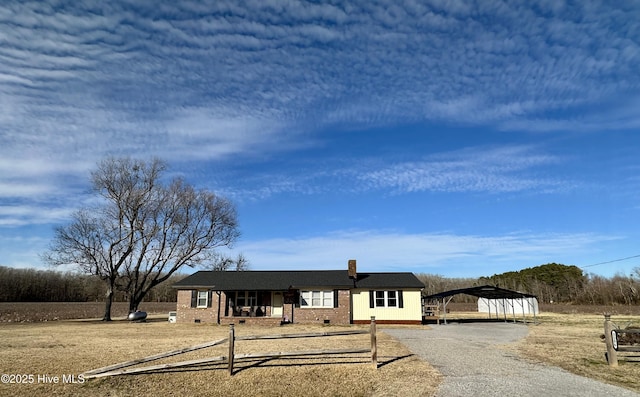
[424,285,536,300]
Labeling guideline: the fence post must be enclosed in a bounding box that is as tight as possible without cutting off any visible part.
[228,324,235,375]
[603,314,618,367]
[370,316,377,369]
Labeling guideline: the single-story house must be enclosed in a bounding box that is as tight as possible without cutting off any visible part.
[172,263,424,325]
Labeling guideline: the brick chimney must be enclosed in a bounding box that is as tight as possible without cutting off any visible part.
[348,259,357,280]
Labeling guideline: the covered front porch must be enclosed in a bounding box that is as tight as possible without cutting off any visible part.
[221,290,295,322]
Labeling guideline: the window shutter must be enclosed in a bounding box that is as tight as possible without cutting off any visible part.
[369,290,374,308]
[398,290,404,308]
[190,290,197,308]
[333,290,339,308]
[207,290,213,308]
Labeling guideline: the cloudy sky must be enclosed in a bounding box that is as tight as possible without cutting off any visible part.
[1,0,639,278]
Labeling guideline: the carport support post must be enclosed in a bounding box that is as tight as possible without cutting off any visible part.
[502,299,507,322]
[370,316,377,369]
[228,324,235,375]
[603,314,618,367]
[442,297,453,325]
[442,298,446,325]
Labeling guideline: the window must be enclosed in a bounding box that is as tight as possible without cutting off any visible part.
[300,290,334,308]
[248,291,257,306]
[323,292,333,307]
[236,291,258,307]
[387,291,397,307]
[312,291,321,306]
[370,290,403,308]
[197,290,208,308]
[375,291,385,307]
[191,290,211,308]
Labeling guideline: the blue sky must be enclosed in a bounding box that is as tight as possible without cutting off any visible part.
[1,0,639,278]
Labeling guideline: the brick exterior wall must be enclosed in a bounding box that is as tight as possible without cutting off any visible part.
[176,289,352,325]
[283,290,351,325]
[219,317,282,326]
[176,289,223,324]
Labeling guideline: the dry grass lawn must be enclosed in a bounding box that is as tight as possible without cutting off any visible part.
[3,308,638,396]
[515,312,640,393]
[0,317,441,397]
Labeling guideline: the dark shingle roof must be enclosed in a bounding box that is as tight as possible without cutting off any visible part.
[172,270,424,290]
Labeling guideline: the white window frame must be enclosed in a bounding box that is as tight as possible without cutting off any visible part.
[374,290,399,308]
[197,290,208,308]
[300,290,334,308]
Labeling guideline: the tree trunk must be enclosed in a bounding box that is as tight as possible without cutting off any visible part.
[128,298,139,313]
[129,289,148,313]
[103,287,114,321]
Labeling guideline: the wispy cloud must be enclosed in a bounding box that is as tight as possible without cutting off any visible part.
[4,1,633,157]
[223,144,571,201]
[1,1,638,272]
[355,145,568,194]
[228,229,620,276]
[0,205,72,227]
[1,1,637,166]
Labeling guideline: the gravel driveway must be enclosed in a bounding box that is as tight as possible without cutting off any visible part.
[384,323,640,397]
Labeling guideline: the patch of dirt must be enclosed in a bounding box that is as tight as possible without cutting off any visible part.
[0,302,177,322]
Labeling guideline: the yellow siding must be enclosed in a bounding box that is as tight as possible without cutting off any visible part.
[351,289,422,322]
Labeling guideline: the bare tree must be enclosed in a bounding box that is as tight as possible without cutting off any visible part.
[233,253,250,271]
[44,158,162,319]
[44,210,134,320]
[208,252,250,271]
[44,157,239,319]
[121,178,239,312]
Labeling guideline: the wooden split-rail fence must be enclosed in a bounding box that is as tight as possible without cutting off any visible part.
[603,314,640,367]
[83,317,378,378]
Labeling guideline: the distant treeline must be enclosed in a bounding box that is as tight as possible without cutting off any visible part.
[0,266,183,302]
[418,263,640,305]
[3,263,639,306]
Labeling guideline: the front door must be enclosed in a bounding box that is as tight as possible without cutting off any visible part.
[272,292,283,317]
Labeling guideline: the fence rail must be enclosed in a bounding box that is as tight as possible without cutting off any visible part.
[83,317,378,378]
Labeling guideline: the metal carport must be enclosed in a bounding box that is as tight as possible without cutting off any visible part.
[424,285,538,324]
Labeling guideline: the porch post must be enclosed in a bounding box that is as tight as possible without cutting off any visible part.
[216,291,221,325]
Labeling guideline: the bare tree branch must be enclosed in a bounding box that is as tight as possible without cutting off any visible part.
[44,157,239,318]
